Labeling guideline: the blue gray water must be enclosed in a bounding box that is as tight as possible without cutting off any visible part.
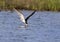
[0,10,60,42]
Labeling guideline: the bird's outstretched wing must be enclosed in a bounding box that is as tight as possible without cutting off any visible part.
[25,10,36,24]
[13,8,25,23]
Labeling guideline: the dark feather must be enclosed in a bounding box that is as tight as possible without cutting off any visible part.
[25,10,36,24]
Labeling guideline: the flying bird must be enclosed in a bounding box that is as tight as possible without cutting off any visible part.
[13,8,36,27]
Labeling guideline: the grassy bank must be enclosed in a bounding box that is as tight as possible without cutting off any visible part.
[0,0,60,11]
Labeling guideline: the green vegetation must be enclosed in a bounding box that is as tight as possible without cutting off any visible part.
[0,0,60,11]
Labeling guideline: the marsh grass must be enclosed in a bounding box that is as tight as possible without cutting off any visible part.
[0,0,60,11]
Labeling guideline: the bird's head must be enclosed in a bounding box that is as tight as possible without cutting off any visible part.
[25,23,28,28]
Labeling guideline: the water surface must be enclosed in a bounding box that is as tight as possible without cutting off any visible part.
[0,10,60,42]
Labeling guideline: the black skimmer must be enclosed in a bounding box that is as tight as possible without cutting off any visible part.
[13,8,36,27]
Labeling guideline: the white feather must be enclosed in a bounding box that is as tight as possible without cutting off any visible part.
[13,8,25,23]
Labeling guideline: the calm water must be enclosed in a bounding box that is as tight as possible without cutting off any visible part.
[0,10,60,42]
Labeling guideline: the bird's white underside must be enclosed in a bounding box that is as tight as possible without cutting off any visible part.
[14,8,25,23]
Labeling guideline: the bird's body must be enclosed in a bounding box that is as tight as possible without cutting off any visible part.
[13,8,36,27]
